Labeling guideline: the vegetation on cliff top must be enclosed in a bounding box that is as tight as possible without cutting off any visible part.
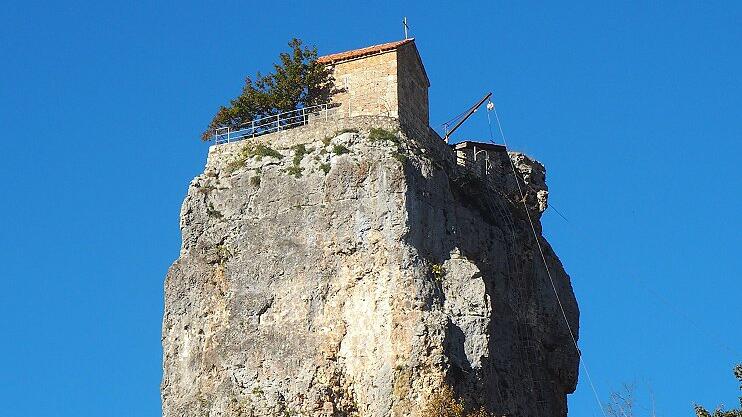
[225,142,283,173]
[202,38,336,141]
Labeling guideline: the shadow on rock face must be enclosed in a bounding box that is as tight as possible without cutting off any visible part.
[444,320,473,379]
[399,130,579,417]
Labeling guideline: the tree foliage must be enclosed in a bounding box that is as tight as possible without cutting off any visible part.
[695,364,742,417]
[202,38,335,140]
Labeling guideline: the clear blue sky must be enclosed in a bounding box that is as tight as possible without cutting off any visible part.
[1,2,739,416]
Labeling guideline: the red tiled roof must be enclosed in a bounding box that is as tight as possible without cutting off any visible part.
[317,38,415,64]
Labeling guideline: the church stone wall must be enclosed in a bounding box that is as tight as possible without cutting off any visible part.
[328,52,399,119]
[396,42,430,140]
[325,41,430,140]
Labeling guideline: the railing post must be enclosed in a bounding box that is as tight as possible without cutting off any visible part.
[325,104,328,122]
[227,127,231,143]
[277,113,280,132]
[252,121,255,138]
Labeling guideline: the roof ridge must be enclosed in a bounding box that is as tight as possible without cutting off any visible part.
[317,38,415,64]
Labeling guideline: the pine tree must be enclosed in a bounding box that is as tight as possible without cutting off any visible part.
[201,38,335,141]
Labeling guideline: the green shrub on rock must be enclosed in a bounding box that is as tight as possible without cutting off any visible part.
[422,386,495,417]
[369,127,400,144]
[226,142,283,173]
[332,144,350,155]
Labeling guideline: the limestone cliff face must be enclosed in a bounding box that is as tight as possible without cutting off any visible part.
[162,117,579,417]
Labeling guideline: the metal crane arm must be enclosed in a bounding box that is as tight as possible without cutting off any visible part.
[444,92,492,142]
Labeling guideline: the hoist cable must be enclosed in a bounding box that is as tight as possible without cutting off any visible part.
[485,101,609,417]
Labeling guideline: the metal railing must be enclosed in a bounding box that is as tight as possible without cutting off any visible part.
[214,104,334,145]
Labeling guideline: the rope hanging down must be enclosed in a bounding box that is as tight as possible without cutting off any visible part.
[485,100,609,417]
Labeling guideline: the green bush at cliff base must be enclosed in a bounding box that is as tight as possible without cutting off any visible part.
[422,386,494,417]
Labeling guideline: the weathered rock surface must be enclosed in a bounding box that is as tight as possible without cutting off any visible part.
[162,117,579,417]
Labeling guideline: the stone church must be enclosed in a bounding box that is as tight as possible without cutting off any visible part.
[318,38,430,139]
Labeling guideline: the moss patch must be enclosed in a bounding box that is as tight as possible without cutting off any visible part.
[285,165,304,178]
[332,144,351,155]
[368,127,400,145]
